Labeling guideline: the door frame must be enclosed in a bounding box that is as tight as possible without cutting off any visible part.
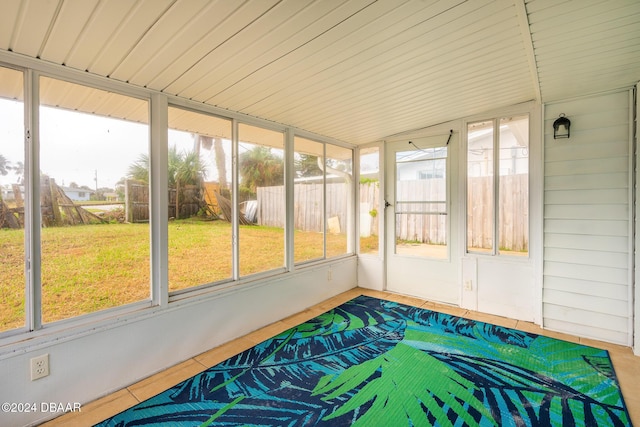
[384,122,461,304]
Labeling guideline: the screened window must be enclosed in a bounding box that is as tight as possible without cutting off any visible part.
[467,115,529,255]
[0,65,358,336]
[39,76,150,323]
[294,137,325,263]
[167,107,233,290]
[0,66,24,333]
[238,123,285,276]
[325,145,353,258]
[395,147,448,259]
[359,146,380,255]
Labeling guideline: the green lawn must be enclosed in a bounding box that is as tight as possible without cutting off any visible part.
[0,219,360,331]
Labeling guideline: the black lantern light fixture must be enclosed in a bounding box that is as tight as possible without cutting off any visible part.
[553,113,571,139]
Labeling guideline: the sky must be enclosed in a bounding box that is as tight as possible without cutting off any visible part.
[0,98,202,190]
[1,97,374,193]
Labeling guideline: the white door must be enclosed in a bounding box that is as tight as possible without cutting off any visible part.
[385,133,459,304]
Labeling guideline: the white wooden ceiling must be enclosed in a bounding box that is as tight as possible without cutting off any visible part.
[0,0,638,145]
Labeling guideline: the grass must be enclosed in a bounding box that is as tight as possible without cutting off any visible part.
[0,219,351,331]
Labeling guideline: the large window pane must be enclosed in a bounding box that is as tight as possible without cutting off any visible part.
[467,116,529,255]
[294,137,324,263]
[167,107,233,290]
[325,145,353,258]
[238,124,284,276]
[39,77,149,323]
[0,66,24,332]
[467,121,494,253]
[395,147,447,259]
[359,146,380,255]
[498,115,529,255]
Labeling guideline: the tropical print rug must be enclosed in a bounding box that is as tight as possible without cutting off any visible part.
[96,295,631,426]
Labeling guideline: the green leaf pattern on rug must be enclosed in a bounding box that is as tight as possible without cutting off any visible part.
[312,342,497,427]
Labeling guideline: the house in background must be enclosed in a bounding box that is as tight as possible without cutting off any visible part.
[0,184,23,201]
[59,186,93,202]
[0,1,638,425]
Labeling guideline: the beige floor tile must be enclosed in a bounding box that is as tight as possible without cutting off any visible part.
[514,321,579,343]
[41,389,138,427]
[532,326,581,344]
[423,301,469,317]
[609,351,640,426]
[462,311,518,329]
[243,320,292,345]
[128,358,206,402]
[580,337,633,353]
[378,292,429,308]
[315,294,358,312]
[194,337,256,368]
[281,307,324,327]
[357,289,389,299]
[514,320,545,335]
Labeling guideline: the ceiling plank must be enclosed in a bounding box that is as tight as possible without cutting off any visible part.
[39,0,99,64]
[64,0,139,71]
[10,0,60,57]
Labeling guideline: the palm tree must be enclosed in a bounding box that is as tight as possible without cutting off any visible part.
[213,138,228,193]
[239,146,284,195]
[294,154,323,178]
[195,135,229,193]
[127,147,205,187]
[0,154,11,176]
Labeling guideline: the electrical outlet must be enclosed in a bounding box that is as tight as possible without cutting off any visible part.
[327,270,332,281]
[30,354,49,381]
[464,280,473,291]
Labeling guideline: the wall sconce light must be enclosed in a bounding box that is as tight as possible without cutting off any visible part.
[553,113,571,139]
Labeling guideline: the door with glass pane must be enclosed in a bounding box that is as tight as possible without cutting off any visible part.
[385,134,459,304]
[463,114,535,321]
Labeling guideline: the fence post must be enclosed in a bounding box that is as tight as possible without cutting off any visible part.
[125,179,133,223]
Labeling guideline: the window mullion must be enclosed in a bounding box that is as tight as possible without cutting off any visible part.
[284,129,294,270]
[149,93,168,307]
[322,143,327,259]
[231,119,240,280]
[25,69,41,331]
[492,119,500,256]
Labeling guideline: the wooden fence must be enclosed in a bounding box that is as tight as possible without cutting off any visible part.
[395,178,446,244]
[467,174,528,252]
[256,182,351,233]
[125,180,203,223]
[257,175,528,251]
[0,177,105,229]
[120,175,528,251]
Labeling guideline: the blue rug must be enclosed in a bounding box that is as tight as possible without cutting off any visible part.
[96,295,631,426]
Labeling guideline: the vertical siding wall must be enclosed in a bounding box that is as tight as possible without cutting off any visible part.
[543,90,632,345]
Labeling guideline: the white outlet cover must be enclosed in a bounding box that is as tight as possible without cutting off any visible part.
[30,354,49,381]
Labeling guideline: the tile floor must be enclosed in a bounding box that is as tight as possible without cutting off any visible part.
[42,288,640,426]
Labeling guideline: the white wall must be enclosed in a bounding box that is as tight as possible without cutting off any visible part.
[0,259,357,426]
[543,90,633,346]
[357,256,384,291]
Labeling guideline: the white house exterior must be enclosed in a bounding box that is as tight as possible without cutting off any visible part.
[60,187,93,202]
